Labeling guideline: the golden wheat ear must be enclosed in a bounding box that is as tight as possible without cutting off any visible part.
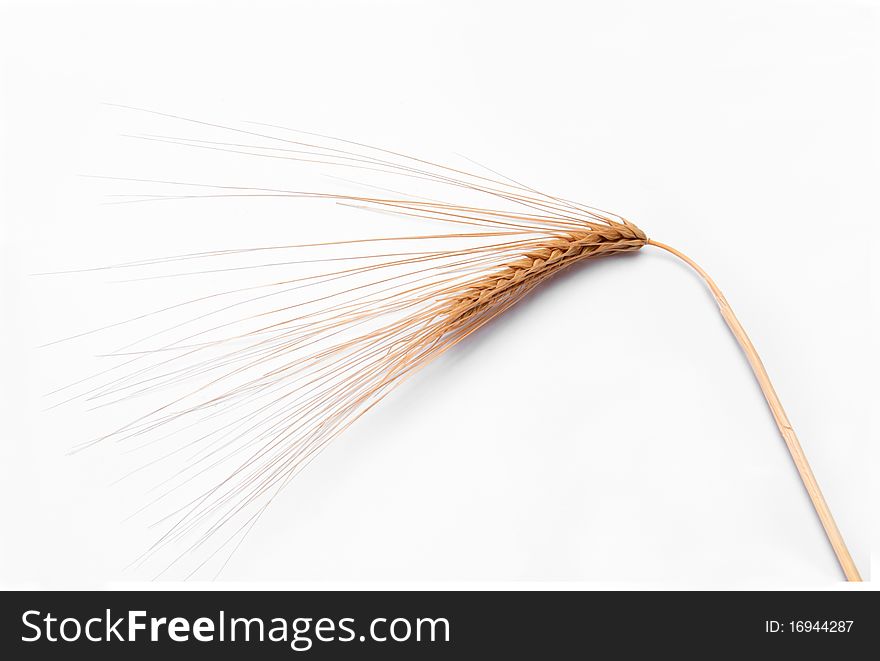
[57,108,859,580]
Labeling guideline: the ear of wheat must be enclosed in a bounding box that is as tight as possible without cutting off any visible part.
[50,107,859,581]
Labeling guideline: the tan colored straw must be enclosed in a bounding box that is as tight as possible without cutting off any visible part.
[646,240,861,581]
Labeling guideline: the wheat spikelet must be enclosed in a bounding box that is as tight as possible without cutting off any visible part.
[445,222,646,327]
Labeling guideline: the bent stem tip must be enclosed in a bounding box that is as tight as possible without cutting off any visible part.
[646,239,861,582]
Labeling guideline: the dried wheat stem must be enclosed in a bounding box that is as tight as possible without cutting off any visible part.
[647,239,861,582]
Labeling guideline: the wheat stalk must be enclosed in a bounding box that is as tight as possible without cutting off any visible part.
[51,107,860,581]
[647,240,861,582]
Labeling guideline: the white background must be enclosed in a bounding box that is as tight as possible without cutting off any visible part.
[0,0,876,587]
